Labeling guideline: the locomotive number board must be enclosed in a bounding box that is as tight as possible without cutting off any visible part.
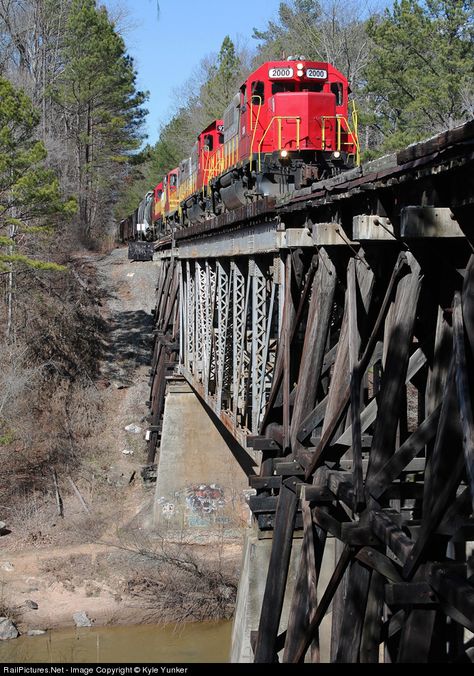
[306,68,327,79]
[268,67,328,79]
[268,67,294,78]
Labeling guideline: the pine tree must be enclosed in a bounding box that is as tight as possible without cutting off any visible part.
[0,76,76,338]
[51,0,147,238]
[365,0,474,149]
[201,36,243,120]
[0,77,75,262]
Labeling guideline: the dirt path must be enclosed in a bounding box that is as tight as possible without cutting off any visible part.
[1,246,164,631]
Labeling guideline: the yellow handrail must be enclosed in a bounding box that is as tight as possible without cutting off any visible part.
[249,98,263,172]
[255,116,301,172]
[321,107,360,165]
[249,95,262,132]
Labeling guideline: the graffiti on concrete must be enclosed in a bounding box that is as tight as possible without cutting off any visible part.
[185,484,225,516]
[161,502,175,516]
[157,496,175,518]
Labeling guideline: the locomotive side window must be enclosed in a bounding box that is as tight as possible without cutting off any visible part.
[271,82,296,94]
[241,84,247,110]
[331,82,343,106]
[251,80,265,105]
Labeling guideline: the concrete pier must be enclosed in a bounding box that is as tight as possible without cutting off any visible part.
[153,378,254,536]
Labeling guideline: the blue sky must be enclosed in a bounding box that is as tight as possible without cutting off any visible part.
[102,0,283,145]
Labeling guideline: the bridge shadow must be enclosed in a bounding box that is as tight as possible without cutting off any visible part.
[100,308,154,385]
[194,391,259,477]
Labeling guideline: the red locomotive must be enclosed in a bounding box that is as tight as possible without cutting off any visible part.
[122,58,358,242]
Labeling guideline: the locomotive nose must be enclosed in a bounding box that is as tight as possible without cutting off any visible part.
[272,91,337,152]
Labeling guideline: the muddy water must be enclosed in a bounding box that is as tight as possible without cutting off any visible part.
[0,621,232,663]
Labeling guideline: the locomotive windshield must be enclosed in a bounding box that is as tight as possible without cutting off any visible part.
[271,82,296,94]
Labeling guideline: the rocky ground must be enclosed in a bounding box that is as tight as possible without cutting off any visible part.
[0,246,241,637]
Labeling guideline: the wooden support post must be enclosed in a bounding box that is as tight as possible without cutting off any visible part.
[369,404,441,500]
[289,544,353,663]
[452,291,474,511]
[290,249,336,456]
[360,571,385,663]
[403,362,464,579]
[254,482,298,663]
[366,253,421,486]
[282,501,326,663]
[334,560,371,662]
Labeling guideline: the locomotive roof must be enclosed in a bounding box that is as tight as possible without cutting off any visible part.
[241,59,349,87]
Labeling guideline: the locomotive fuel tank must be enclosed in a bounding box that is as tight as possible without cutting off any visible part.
[218,170,248,210]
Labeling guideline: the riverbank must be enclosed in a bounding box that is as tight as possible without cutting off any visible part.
[0,247,243,637]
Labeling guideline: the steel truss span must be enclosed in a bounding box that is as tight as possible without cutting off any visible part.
[146,120,474,663]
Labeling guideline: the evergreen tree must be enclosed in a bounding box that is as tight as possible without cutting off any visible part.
[252,0,323,63]
[365,0,474,149]
[201,36,243,119]
[51,0,147,237]
[0,76,76,340]
[0,76,75,271]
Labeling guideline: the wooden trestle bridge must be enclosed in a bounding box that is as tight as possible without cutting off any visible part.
[145,120,474,663]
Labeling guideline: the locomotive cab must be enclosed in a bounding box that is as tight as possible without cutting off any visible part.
[163,168,180,232]
[181,119,225,225]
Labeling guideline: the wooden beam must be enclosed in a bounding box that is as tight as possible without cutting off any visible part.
[385,582,438,606]
[370,510,414,565]
[323,255,374,435]
[302,255,407,479]
[254,483,298,662]
[452,291,474,511]
[290,249,336,455]
[262,250,311,434]
[403,365,464,579]
[369,404,441,500]
[246,436,280,450]
[334,561,372,662]
[428,565,474,632]
[360,571,385,663]
[400,206,464,238]
[397,607,437,662]
[282,501,326,662]
[353,215,395,240]
[290,545,354,663]
[336,347,427,448]
[347,258,364,508]
[296,395,328,443]
[366,253,422,483]
[355,547,403,583]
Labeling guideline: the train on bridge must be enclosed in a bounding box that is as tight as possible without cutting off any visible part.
[119,58,359,246]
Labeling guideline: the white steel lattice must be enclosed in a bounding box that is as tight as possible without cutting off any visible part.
[179,263,185,368]
[255,277,277,430]
[216,262,232,410]
[185,261,195,373]
[251,259,268,433]
[232,261,249,425]
[205,261,217,390]
[178,254,283,437]
[195,261,206,380]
